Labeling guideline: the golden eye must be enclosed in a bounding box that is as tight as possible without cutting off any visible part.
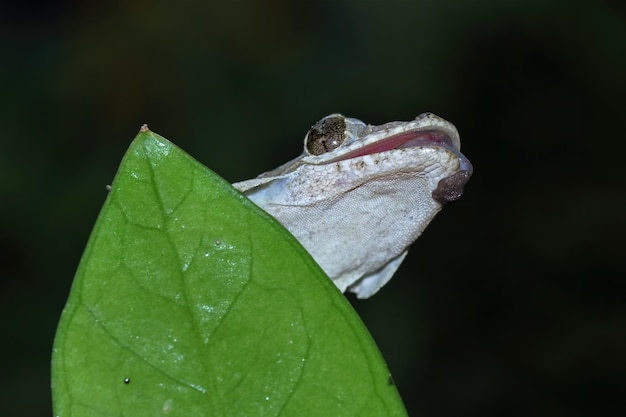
[305,115,346,156]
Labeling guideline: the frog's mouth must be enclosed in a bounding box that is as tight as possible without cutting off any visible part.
[333,128,473,203]
[333,129,473,173]
[343,130,455,158]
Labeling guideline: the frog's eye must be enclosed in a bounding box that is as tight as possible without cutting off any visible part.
[304,115,346,156]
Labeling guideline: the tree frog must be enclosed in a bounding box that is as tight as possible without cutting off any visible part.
[233,113,472,298]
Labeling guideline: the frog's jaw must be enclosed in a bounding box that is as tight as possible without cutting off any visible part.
[325,118,473,205]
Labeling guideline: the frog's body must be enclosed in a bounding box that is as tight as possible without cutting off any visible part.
[233,113,472,298]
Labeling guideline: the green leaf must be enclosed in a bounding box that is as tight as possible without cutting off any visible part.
[51,128,407,416]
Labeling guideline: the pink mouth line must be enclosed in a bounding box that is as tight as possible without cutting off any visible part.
[332,130,454,161]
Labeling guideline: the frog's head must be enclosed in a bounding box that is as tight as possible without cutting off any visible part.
[303,113,473,203]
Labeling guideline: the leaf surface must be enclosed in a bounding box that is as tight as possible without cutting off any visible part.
[52,129,407,416]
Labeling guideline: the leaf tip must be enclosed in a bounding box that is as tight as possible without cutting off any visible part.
[139,124,150,133]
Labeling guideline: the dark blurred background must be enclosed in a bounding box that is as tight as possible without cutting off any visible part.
[1,1,624,416]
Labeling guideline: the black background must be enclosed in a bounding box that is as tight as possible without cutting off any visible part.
[1,1,624,416]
